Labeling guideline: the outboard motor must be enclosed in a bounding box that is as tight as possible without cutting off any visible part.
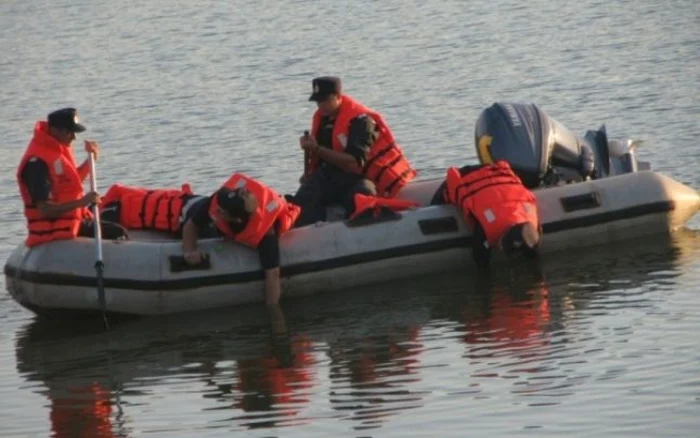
[474,102,597,188]
[582,125,650,176]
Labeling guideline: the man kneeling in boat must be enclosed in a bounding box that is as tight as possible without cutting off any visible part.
[294,76,417,225]
[17,108,128,248]
[431,160,542,270]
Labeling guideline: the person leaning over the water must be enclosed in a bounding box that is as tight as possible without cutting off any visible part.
[179,173,302,306]
[99,175,294,306]
[431,160,542,271]
[99,174,417,306]
[293,76,417,226]
[16,108,128,248]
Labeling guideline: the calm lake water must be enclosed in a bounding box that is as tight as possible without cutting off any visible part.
[1,0,699,436]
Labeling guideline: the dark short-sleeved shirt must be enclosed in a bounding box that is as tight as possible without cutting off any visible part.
[21,157,52,204]
[316,114,376,184]
[183,196,218,235]
[345,114,377,167]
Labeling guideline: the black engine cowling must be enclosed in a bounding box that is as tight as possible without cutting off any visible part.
[474,102,596,188]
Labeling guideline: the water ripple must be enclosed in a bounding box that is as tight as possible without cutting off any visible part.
[2,0,700,436]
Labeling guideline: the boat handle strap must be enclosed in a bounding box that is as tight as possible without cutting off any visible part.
[169,253,212,273]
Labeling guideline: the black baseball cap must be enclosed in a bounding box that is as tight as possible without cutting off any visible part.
[47,108,87,133]
[501,223,540,259]
[308,76,342,102]
[216,188,249,220]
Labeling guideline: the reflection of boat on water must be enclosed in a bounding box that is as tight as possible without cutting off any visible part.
[324,307,425,428]
[544,228,700,287]
[427,228,700,397]
[14,291,433,434]
[15,306,319,434]
[14,228,699,434]
[433,228,700,336]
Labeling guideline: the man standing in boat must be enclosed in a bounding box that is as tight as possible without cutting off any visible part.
[431,160,542,270]
[16,108,127,248]
[293,76,417,225]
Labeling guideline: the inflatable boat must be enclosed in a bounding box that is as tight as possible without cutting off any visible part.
[5,103,699,316]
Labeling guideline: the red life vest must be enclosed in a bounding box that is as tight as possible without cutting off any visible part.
[208,173,301,248]
[349,193,419,220]
[445,160,539,246]
[308,95,417,198]
[101,183,193,232]
[16,121,91,247]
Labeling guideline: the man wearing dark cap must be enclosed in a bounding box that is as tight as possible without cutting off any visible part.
[431,161,541,271]
[179,173,302,305]
[294,76,417,226]
[16,108,127,247]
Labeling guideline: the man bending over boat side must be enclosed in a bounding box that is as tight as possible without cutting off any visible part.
[100,172,418,305]
[178,173,301,306]
[16,108,128,248]
[98,173,299,306]
[430,160,542,271]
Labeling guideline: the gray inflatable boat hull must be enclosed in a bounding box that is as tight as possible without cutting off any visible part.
[4,171,699,316]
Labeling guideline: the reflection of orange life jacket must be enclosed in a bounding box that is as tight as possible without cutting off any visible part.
[349,326,422,384]
[208,173,301,248]
[308,95,417,198]
[446,161,539,246]
[16,121,91,247]
[235,334,315,414]
[488,290,550,341]
[101,183,193,232]
[50,383,114,438]
[349,193,419,220]
[463,286,550,345]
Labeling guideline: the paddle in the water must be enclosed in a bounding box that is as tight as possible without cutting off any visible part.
[89,152,109,330]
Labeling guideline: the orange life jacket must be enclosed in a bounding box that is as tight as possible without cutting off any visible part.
[208,173,301,248]
[349,193,419,220]
[101,183,193,232]
[445,160,539,246]
[16,121,91,247]
[308,95,417,198]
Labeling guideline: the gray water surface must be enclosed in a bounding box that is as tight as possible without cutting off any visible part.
[1,0,699,436]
